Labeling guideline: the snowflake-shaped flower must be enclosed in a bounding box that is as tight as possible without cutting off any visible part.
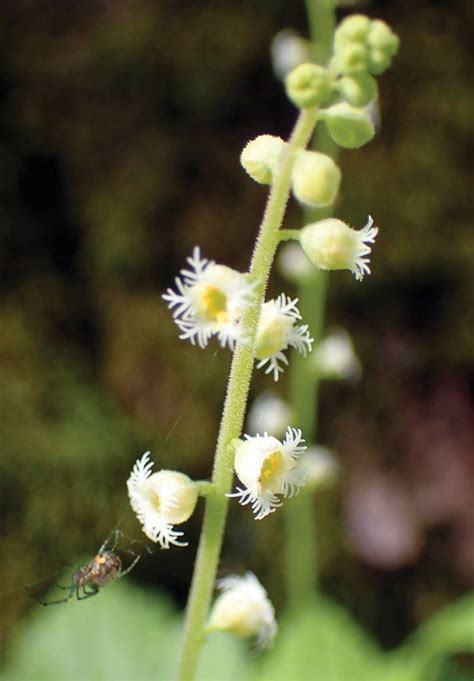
[208,572,277,651]
[163,247,255,349]
[127,452,198,549]
[255,294,313,381]
[229,426,307,519]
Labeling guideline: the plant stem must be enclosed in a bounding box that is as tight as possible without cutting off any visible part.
[283,0,337,610]
[175,107,318,681]
[279,229,302,241]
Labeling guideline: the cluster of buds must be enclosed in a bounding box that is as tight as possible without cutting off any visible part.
[282,15,398,149]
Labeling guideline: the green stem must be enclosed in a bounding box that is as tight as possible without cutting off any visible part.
[284,268,327,605]
[175,107,318,681]
[279,229,302,242]
[283,0,337,611]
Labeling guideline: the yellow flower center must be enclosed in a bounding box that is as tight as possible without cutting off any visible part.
[259,450,283,487]
[150,490,161,512]
[201,285,228,322]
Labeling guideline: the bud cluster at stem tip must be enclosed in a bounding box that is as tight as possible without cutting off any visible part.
[281,14,398,150]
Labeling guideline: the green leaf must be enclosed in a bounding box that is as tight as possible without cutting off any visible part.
[2,581,251,681]
[253,595,382,681]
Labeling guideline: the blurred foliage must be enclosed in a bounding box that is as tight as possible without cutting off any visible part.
[2,581,473,680]
[0,0,472,672]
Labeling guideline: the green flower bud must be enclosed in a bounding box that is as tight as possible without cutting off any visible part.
[240,135,286,185]
[336,43,369,75]
[285,63,333,108]
[368,20,400,56]
[334,15,371,49]
[322,103,374,149]
[367,49,392,76]
[291,150,341,208]
[337,73,378,107]
[334,15,399,77]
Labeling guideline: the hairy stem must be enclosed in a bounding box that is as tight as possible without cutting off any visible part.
[175,107,318,681]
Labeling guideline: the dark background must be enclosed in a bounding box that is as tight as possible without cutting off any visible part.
[0,0,472,660]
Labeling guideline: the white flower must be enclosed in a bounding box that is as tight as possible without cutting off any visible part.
[277,241,313,283]
[163,247,255,349]
[299,215,378,281]
[247,392,293,439]
[229,426,307,519]
[312,329,361,381]
[255,294,313,381]
[127,452,198,549]
[271,29,311,81]
[300,445,339,490]
[208,572,277,651]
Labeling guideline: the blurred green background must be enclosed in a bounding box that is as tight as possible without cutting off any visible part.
[0,0,472,679]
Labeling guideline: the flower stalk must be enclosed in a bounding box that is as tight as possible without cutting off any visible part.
[175,106,319,681]
[283,0,338,609]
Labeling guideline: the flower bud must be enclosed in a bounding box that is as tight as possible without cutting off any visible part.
[336,43,369,75]
[240,135,286,185]
[334,15,399,77]
[337,73,378,107]
[208,573,277,650]
[367,20,399,74]
[334,15,371,49]
[321,103,374,149]
[291,150,341,208]
[299,215,378,281]
[285,63,333,108]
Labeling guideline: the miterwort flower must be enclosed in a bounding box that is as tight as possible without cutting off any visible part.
[127,452,198,549]
[229,426,307,519]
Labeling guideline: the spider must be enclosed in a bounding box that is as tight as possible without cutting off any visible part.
[26,529,147,606]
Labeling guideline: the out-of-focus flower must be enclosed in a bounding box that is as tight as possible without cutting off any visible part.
[127,452,198,549]
[346,473,423,569]
[277,242,313,283]
[301,445,340,489]
[299,216,378,281]
[312,329,361,381]
[271,29,311,81]
[247,392,293,439]
[163,247,255,349]
[255,294,313,381]
[208,572,277,650]
[230,426,307,519]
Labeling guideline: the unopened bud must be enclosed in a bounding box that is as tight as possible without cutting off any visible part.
[321,103,374,149]
[337,73,378,107]
[334,15,371,49]
[291,150,341,208]
[285,63,333,108]
[367,20,399,74]
[336,42,369,75]
[240,135,286,185]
